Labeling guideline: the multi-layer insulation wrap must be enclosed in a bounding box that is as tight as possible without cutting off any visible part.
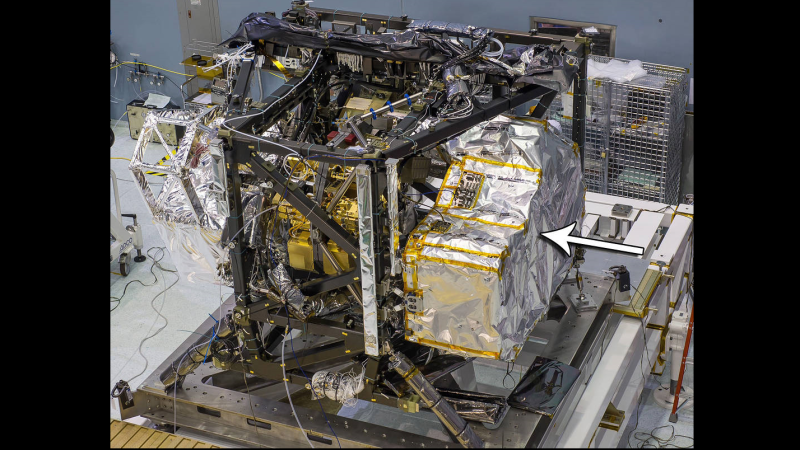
[128,108,228,283]
[128,107,263,284]
[402,115,585,361]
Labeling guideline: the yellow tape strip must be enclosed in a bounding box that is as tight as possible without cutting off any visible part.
[435,164,457,207]
[671,211,694,222]
[267,55,292,77]
[463,155,541,174]
[441,211,525,230]
[421,242,502,259]
[143,149,177,177]
[416,337,500,359]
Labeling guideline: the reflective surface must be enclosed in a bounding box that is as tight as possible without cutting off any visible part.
[404,115,585,361]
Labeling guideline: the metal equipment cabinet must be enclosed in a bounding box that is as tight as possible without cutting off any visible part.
[551,56,688,204]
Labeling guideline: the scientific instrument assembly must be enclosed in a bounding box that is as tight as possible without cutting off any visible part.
[112,2,694,447]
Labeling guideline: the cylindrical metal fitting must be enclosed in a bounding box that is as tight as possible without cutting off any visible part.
[389,350,484,448]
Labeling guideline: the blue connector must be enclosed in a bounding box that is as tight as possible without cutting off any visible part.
[404,93,412,106]
[386,100,394,113]
[370,108,377,119]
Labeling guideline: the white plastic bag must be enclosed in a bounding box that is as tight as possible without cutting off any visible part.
[587,58,648,83]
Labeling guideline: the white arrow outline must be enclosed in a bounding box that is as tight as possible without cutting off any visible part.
[540,222,644,256]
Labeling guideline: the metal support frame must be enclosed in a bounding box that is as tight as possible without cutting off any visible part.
[229,58,254,111]
[121,266,641,448]
[125,160,696,449]
[573,41,588,172]
[384,84,555,159]
[669,297,693,423]
[248,152,360,257]
[119,7,600,447]
[354,164,379,357]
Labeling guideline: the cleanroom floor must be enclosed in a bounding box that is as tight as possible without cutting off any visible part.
[110,121,233,421]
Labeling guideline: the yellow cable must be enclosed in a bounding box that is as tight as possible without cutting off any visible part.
[111,157,132,161]
[266,70,287,81]
[110,271,123,276]
[110,61,186,76]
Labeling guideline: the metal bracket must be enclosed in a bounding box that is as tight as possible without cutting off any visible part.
[611,203,633,218]
[598,402,625,431]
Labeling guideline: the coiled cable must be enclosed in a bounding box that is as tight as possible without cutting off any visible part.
[482,37,504,58]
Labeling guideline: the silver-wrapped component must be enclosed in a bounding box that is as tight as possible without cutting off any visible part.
[240,187,266,248]
[355,164,379,356]
[386,158,401,276]
[403,115,584,361]
[307,292,353,317]
[268,263,312,321]
[438,389,508,425]
[129,107,229,283]
[443,65,469,101]
[511,45,557,75]
[311,368,365,407]
[475,44,581,94]
[406,20,490,39]
[268,217,291,267]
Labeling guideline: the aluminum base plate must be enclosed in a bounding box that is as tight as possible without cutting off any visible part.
[568,292,598,312]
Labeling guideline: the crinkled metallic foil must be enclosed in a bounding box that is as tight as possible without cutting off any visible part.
[355,164,379,357]
[129,107,229,284]
[510,45,556,75]
[129,108,269,285]
[443,65,469,101]
[438,389,508,424]
[308,292,353,317]
[268,263,312,321]
[403,115,584,361]
[386,158,401,276]
[514,47,581,94]
[406,20,490,39]
[240,186,265,248]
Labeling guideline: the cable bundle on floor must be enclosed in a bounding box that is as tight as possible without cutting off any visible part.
[628,424,694,448]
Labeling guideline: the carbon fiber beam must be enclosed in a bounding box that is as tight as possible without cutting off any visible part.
[384,84,555,159]
[247,152,361,257]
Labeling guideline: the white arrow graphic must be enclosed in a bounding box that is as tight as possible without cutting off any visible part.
[540,222,644,256]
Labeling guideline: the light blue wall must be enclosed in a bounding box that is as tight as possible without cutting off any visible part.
[110,1,185,121]
[111,0,694,119]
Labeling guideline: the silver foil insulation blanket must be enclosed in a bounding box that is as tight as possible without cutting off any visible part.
[402,115,585,361]
[128,108,265,284]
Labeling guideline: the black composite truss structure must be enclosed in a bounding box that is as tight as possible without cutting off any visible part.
[157,3,592,442]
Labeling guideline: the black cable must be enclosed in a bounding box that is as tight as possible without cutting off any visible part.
[163,75,187,106]
[111,247,168,311]
[283,304,343,448]
[400,191,446,223]
[622,280,693,448]
[502,361,516,389]
[630,424,694,448]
